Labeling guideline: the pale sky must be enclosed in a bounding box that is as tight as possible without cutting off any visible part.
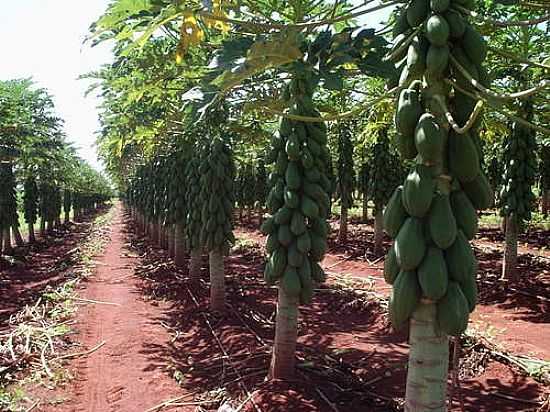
[0,0,112,170]
[0,1,392,172]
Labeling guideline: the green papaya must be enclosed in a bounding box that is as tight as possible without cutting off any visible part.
[460,272,478,312]
[430,0,450,13]
[271,247,287,278]
[264,261,277,285]
[389,270,421,328]
[384,186,408,238]
[428,194,457,249]
[425,15,450,47]
[436,281,469,336]
[282,266,301,297]
[298,262,314,304]
[260,216,275,235]
[425,45,449,79]
[396,132,418,160]
[444,10,465,38]
[290,211,307,235]
[284,189,300,209]
[462,24,487,65]
[288,243,304,267]
[417,246,448,300]
[395,88,423,137]
[406,0,429,27]
[393,9,410,37]
[278,224,293,246]
[394,217,426,270]
[462,173,494,210]
[285,161,301,190]
[310,235,327,261]
[407,36,428,77]
[311,261,327,283]
[297,231,312,253]
[266,233,280,254]
[301,195,320,219]
[285,135,301,161]
[403,167,436,218]
[274,206,293,225]
[276,151,288,175]
[449,190,477,240]
[384,244,400,285]
[445,230,476,283]
[448,131,480,183]
[415,113,446,165]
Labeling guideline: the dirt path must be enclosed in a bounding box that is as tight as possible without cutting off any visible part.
[41,205,190,412]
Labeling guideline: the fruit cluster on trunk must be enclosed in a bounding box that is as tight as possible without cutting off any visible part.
[387,0,494,408]
[262,74,330,379]
[335,121,355,244]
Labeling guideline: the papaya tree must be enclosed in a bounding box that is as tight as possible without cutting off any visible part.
[541,141,550,217]
[23,176,39,243]
[185,146,204,280]
[198,132,236,312]
[357,155,371,222]
[335,120,355,243]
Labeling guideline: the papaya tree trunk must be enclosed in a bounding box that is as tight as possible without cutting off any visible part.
[405,302,449,412]
[28,223,36,243]
[542,189,549,217]
[189,248,202,280]
[269,287,299,380]
[46,220,53,234]
[502,214,518,281]
[40,218,46,236]
[64,211,70,224]
[3,228,13,255]
[209,249,225,312]
[338,205,348,244]
[374,208,384,256]
[12,226,24,246]
[167,224,176,258]
[157,216,165,248]
[174,223,186,267]
[362,196,368,222]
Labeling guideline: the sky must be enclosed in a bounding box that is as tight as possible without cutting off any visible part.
[0,1,393,172]
[0,0,113,170]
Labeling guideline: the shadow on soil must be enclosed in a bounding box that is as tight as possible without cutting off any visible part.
[0,207,109,329]
[122,211,546,412]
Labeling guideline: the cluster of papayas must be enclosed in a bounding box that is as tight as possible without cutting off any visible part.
[0,163,19,231]
[184,153,204,250]
[371,129,403,212]
[262,77,330,304]
[197,138,236,252]
[335,121,355,209]
[499,105,537,224]
[386,0,494,336]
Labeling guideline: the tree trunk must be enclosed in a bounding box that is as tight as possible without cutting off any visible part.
[362,196,368,222]
[502,214,518,281]
[374,208,384,256]
[405,302,449,412]
[40,218,46,236]
[28,223,36,243]
[167,224,176,258]
[0,230,3,255]
[338,205,348,244]
[3,228,13,255]
[269,287,299,379]
[64,211,70,224]
[174,223,186,267]
[12,226,24,246]
[542,189,549,217]
[209,249,225,312]
[46,220,53,234]
[189,248,202,281]
[158,216,164,248]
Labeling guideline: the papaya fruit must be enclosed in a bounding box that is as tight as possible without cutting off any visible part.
[310,235,327,261]
[394,217,426,270]
[389,270,421,328]
[406,0,429,27]
[278,224,293,246]
[460,272,478,312]
[263,260,277,285]
[448,131,480,183]
[425,15,450,47]
[450,190,478,241]
[260,216,275,235]
[297,231,312,253]
[305,167,321,183]
[274,206,292,225]
[393,9,410,37]
[430,0,450,13]
[276,151,288,175]
[462,24,487,65]
[444,9,465,39]
[425,45,449,79]
[288,243,304,267]
[301,195,320,219]
[384,186,408,238]
[417,246,448,300]
[384,244,400,285]
[407,36,428,77]
[396,132,418,160]
[311,261,327,283]
[395,88,423,137]
[428,194,457,249]
[402,167,436,218]
[282,266,301,297]
[285,135,301,161]
[265,233,280,254]
[285,161,301,190]
[298,262,314,304]
[271,247,287,279]
[462,172,494,210]
[290,211,307,235]
[436,281,469,335]
[284,189,300,209]
[415,113,445,165]
[445,230,476,283]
